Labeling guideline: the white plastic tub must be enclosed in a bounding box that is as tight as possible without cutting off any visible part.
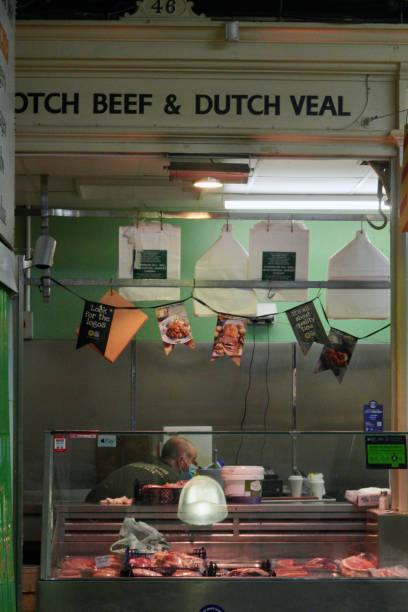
[221,466,264,503]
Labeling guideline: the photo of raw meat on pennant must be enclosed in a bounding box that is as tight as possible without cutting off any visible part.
[210,316,247,367]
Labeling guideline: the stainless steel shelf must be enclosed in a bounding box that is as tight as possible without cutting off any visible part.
[26,278,391,289]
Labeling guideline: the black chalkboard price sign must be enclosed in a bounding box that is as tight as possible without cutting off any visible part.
[76,301,115,354]
[286,301,329,355]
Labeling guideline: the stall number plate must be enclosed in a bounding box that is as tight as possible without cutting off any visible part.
[97,434,117,448]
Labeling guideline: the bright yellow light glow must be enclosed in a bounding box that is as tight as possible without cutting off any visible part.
[193,177,223,189]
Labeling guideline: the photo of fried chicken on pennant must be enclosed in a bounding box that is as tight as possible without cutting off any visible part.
[156,303,195,356]
[210,316,247,366]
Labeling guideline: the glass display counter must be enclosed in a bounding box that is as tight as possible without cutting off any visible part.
[37,430,408,612]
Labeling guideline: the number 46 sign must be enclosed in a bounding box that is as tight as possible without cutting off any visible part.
[134,0,205,20]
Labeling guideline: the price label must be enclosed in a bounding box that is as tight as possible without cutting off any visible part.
[95,555,111,569]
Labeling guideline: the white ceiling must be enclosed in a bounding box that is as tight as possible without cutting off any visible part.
[15,155,379,211]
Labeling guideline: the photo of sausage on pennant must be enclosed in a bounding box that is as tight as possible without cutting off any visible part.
[210,315,247,367]
[156,302,195,356]
[314,328,358,384]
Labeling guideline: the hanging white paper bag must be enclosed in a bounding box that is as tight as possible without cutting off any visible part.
[249,220,309,302]
[118,222,181,302]
[326,230,390,319]
[193,224,257,317]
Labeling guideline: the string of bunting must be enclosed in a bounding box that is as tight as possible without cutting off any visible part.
[47,276,390,382]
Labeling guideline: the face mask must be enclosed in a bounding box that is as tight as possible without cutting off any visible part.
[180,460,197,480]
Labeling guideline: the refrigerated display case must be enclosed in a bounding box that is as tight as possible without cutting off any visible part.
[37,430,408,612]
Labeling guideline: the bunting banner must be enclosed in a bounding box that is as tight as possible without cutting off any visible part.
[210,315,247,367]
[156,302,195,355]
[286,301,329,355]
[314,328,358,384]
[76,300,114,354]
[399,123,408,232]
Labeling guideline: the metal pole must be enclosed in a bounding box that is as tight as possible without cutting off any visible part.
[13,256,24,610]
[40,433,54,580]
[25,206,31,312]
[130,341,137,430]
[390,156,408,512]
[291,343,298,474]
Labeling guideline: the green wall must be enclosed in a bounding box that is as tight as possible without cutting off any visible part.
[17,217,390,343]
[0,287,15,612]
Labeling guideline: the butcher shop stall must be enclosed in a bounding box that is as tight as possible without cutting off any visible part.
[35,430,408,612]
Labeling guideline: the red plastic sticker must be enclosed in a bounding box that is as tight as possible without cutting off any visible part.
[53,435,67,453]
[69,433,97,439]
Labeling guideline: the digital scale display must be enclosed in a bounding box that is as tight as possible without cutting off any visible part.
[365,435,407,469]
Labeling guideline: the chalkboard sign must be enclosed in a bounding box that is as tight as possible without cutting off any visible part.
[286,301,329,355]
[262,251,296,281]
[133,249,167,279]
[76,300,115,354]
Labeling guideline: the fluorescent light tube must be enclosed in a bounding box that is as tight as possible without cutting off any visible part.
[224,200,380,211]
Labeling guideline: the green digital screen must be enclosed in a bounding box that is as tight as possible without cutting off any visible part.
[365,435,407,469]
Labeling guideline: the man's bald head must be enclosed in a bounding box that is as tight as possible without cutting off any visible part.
[161,436,197,473]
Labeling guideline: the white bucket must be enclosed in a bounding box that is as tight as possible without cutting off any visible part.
[221,466,264,503]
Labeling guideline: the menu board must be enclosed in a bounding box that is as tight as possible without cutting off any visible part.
[0,0,14,247]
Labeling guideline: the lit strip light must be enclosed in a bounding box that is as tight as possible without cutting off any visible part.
[224,197,382,212]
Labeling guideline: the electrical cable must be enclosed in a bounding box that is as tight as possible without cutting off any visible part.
[46,276,391,339]
[235,323,256,464]
[366,178,388,231]
[259,322,271,466]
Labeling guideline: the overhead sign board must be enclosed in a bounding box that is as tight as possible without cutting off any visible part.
[15,76,393,133]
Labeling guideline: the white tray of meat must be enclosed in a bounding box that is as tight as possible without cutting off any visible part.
[272,558,339,577]
[337,553,377,577]
[130,551,206,577]
[368,565,408,578]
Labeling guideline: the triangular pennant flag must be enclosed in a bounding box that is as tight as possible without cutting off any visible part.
[400,124,408,232]
[75,290,148,362]
[286,301,329,355]
[156,302,195,356]
[76,300,114,354]
[314,327,358,384]
[210,315,247,367]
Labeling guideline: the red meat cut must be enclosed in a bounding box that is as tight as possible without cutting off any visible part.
[129,557,152,568]
[277,559,305,570]
[151,551,204,571]
[227,567,270,577]
[61,556,95,571]
[275,569,309,577]
[131,568,162,577]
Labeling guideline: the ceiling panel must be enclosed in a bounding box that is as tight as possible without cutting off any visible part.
[15,155,380,211]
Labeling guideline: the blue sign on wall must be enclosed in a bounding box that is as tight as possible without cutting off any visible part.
[364,400,383,432]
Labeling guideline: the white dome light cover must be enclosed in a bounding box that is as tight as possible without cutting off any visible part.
[177,475,228,526]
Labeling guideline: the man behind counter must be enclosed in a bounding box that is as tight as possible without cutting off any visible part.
[85,436,198,503]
